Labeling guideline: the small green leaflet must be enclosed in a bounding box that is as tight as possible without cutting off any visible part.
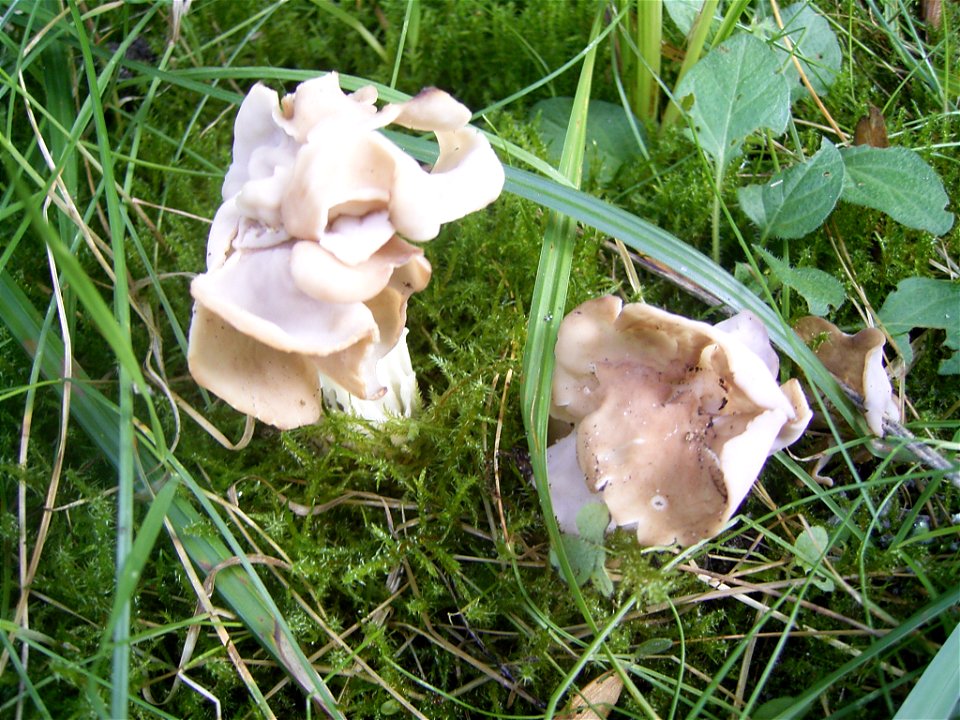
[754,696,804,720]
[793,525,835,593]
[635,637,673,655]
[755,246,846,316]
[549,503,613,596]
[531,98,645,184]
[675,33,791,173]
[840,146,954,236]
[878,277,960,373]
[739,138,843,240]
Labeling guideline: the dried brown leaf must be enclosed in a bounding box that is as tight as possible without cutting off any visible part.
[558,671,624,720]
[853,106,889,148]
[922,0,942,30]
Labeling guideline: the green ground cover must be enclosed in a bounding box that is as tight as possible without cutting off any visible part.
[1,1,957,717]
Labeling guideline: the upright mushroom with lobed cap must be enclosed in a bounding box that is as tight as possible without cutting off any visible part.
[546,296,812,547]
[188,73,505,429]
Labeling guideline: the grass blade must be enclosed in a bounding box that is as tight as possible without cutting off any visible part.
[785,585,960,719]
[0,269,346,716]
[66,4,139,713]
[519,5,597,584]
[894,621,960,720]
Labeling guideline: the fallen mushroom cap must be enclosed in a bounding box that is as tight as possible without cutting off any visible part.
[548,296,811,547]
[794,316,899,436]
[188,73,503,429]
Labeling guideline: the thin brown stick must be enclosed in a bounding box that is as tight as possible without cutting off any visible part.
[769,0,848,143]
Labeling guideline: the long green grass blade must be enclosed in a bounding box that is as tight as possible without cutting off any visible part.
[501,165,858,428]
[103,478,180,649]
[894,621,960,720]
[0,632,51,719]
[519,6,597,617]
[784,586,960,719]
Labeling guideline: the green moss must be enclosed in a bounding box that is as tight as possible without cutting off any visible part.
[1,0,957,717]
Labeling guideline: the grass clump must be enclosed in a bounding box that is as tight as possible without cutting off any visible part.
[1,1,957,718]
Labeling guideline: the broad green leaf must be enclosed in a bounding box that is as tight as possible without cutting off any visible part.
[840,146,954,235]
[879,277,960,369]
[739,138,843,239]
[576,504,614,596]
[773,3,842,99]
[675,33,791,171]
[939,329,960,375]
[635,638,674,656]
[879,278,960,336]
[755,247,846,316]
[793,525,835,592]
[664,0,708,36]
[794,525,829,569]
[531,97,645,183]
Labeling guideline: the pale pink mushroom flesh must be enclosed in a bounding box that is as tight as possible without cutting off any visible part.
[548,296,811,546]
[187,73,504,428]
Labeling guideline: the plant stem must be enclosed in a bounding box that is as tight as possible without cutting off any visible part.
[712,158,724,263]
[662,0,719,128]
[634,0,662,120]
[714,0,752,45]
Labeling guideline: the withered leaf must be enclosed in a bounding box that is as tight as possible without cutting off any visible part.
[558,671,624,720]
[853,106,889,148]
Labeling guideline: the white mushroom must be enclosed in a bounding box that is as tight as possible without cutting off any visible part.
[188,73,504,428]
[794,316,900,436]
[547,296,812,547]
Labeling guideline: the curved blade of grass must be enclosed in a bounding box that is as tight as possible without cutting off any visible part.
[0,270,345,717]
[501,165,857,427]
[519,2,595,628]
[520,7,595,562]
[517,9,656,716]
[784,585,960,719]
[308,0,388,63]
[389,0,419,88]
[66,3,145,712]
[0,632,51,719]
[104,477,179,647]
